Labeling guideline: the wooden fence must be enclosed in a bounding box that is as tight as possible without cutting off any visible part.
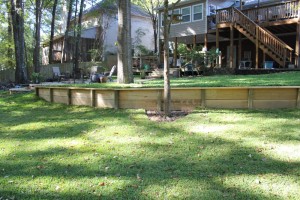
[36,86,300,110]
[0,69,15,83]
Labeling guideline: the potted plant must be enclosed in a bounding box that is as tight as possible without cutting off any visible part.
[31,72,42,84]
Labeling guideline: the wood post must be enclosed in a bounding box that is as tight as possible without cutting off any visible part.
[201,89,206,108]
[238,33,242,68]
[157,90,162,111]
[49,88,53,103]
[297,88,300,108]
[35,87,39,97]
[114,90,119,109]
[230,25,234,68]
[204,33,208,50]
[216,28,220,67]
[67,89,71,105]
[174,37,178,68]
[248,88,254,109]
[193,35,197,48]
[255,26,259,69]
[90,89,95,107]
[295,22,300,68]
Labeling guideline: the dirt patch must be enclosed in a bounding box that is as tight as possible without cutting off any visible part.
[146,110,190,122]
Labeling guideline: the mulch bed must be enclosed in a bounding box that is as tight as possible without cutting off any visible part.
[145,110,190,122]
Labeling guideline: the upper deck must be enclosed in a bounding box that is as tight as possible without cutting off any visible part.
[208,0,299,31]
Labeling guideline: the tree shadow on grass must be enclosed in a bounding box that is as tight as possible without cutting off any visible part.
[0,134,299,199]
[0,93,299,199]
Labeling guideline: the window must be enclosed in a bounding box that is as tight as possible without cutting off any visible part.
[181,7,191,23]
[193,4,203,21]
[171,9,180,24]
[161,13,164,26]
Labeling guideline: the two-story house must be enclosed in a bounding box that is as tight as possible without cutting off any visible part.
[158,0,300,69]
[42,1,154,65]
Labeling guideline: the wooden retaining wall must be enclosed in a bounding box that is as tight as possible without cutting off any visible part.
[36,86,300,110]
[0,69,15,83]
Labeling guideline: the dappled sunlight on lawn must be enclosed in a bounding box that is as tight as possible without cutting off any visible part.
[268,143,300,162]
[189,124,233,134]
[1,93,300,199]
[222,174,300,199]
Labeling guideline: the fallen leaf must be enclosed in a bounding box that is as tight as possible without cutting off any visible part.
[99,182,105,186]
[36,165,44,170]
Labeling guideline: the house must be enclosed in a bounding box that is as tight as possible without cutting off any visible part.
[42,1,154,65]
[158,0,300,69]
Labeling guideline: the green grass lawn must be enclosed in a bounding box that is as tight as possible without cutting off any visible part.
[60,71,300,88]
[0,92,299,199]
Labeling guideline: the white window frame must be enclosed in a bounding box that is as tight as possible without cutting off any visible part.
[181,6,191,23]
[193,4,203,21]
[171,9,181,25]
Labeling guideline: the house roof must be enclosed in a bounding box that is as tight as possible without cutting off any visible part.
[83,0,150,18]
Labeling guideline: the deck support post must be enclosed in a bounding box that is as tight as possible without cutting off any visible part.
[193,35,197,48]
[230,24,234,68]
[295,22,300,68]
[255,26,259,69]
[238,33,242,68]
[216,27,220,67]
[204,33,208,50]
[174,37,178,68]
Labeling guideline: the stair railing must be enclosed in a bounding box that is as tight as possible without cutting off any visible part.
[233,7,293,63]
[217,7,293,64]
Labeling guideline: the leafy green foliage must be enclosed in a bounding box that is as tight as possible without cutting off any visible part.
[0,92,299,199]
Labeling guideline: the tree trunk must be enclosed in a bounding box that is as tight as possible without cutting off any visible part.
[74,0,85,77]
[162,0,181,116]
[62,0,74,63]
[163,0,171,116]
[10,0,27,84]
[117,0,133,83]
[33,0,43,73]
[127,0,134,83]
[153,19,158,53]
[6,2,14,68]
[49,0,58,64]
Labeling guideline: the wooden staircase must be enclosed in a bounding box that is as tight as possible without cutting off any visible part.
[216,7,293,67]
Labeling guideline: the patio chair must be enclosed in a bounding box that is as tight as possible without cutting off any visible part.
[52,67,65,82]
[181,63,194,76]
[105,65,116,82]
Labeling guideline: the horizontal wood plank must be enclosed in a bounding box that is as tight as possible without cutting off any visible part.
[206,89,248,100]
[253,88,297,100]
[253,100,297,109]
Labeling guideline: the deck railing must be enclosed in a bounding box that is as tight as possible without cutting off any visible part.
[211,1,299,30]
[243,0,299,22]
